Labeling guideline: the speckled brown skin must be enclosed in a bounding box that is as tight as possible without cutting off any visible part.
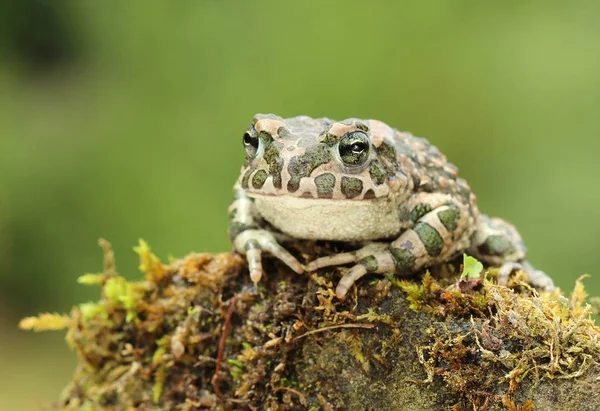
[229,114,554,297]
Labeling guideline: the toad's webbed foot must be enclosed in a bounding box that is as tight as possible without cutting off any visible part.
[471,214,555,292]
[498,261,555,292]
[233,229,303,284]
[307,243,397,299]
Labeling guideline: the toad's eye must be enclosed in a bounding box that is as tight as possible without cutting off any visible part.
[243,132,259,157]
[338,131,370,166]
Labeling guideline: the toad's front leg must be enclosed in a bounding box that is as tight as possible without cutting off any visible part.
[229,185,303,283]
[307,200,472,298]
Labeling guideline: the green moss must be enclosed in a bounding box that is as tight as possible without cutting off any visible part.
[152,364,167,404]
[79,302,107,322]
[103,277,138,322]
[77,273,106,286]
[133,239,167,282]
[19,313,72,332]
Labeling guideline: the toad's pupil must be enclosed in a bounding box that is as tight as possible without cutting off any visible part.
[244,133,257,147]
[351,143,364,153]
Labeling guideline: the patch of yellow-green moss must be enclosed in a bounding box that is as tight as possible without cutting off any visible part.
[19,312,73,332]
[395,264,600,408]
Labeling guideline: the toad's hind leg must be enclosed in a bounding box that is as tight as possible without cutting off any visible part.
[469,215,554,291]
[308,199,475,299]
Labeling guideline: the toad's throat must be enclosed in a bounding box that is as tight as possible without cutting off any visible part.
[251,195,402,241]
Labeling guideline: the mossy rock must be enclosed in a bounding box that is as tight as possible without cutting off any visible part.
[20,240,600,410]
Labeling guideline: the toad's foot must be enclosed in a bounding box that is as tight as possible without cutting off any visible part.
[233,229,303,283]
[498,261,555,292]
[307,243,396,299]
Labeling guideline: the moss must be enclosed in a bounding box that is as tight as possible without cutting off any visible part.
[103,276,139,322]
[77,273,106,286]
[78,302,107,322]
[19,313,72,331]
[19,240,600,410]
[133,239,167,282]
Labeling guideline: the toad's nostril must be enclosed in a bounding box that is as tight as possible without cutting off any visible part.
[286,146,295,152]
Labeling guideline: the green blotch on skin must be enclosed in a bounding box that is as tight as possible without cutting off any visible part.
[478,235,515,257]
[258,130,274,144]
[241,168,253,189]
[321,133,339,146]
[228,207,238,220]
[414,222,444,257]
[438,206,460,233]
[272,163,283,188]
[252,170,268,189]
[341,177,363,199]
[360,256,378,272]
[287,144,332,192]
[277,126,290,139]
[369,163,386,185]
[315,173,336,198]
[263,141,283,189]
[376,142,398,165]
[262,142,278,164]
[409,203,432,223]
[390,245,416,272]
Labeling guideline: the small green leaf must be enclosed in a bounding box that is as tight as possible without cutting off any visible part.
[461,254,483,280]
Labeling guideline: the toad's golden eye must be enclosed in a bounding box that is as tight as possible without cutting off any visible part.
[338,131,370,166]
[243,132,259,157]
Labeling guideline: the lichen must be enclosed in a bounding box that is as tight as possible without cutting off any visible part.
[19,240,600,410]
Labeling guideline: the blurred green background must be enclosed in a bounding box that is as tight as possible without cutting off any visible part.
[1,1,599,408]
